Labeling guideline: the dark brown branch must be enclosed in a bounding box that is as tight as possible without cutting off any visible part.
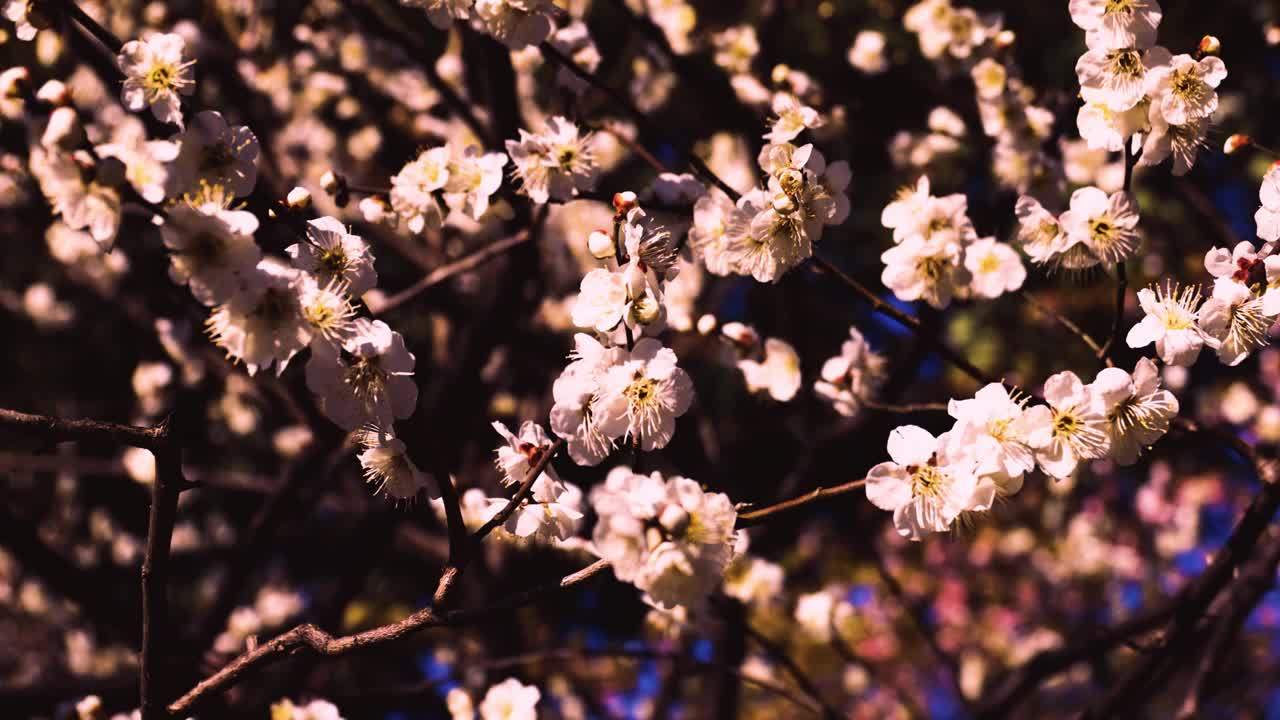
[1083,445,1280,718]
[1099,145,1137,362]
[1176,529,1280,719]
[167,559,611,716]
[1020,290,1106,358]
[735,478,867,528]
[0,407,170,451]
[811,253,997,386]
[369,231,531,316]
[139,444,184,720]
[743,620,842,719]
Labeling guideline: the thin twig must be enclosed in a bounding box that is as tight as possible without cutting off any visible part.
[743,621,842,719]
[1020,290,1106,358]
[1099,145,1137,362]
[811,254,996,386]
[734,478,867,528]
[167,559,612,716]
[860,398,950,414]
[369,231,531,316]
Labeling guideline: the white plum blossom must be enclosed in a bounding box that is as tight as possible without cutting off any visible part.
[865,425,991,540]
[815,326,886,417]
[965,237,1026,299]
[305,318,418,431]
[881,234,968,309]
[491,420,561,488]
[949,383,1035,495]
[848,30,889,75]
[4,0,39,40]
[357,427,430,500]
[1076,45,1170,113]
[595,338,694,452]
[1058,186,1141,265]
[1068,0,1163,50]
[1205,241,1258,286]
[161,200,261,306]
[1256,165,1280,243]
[1015,196,1068,266]
[881,176,975,246]
[1144,53,1226,126]
[491,474,584,544]
[205,260,311,376]
[765,93,823,144]
[1264,256,1280,317]
[737,338,802,402]
[1077,99,1150,152]
[287,217,377,296]
[390,147,450,234]
[474,0,555,49]
[402,0,473,30]
[117,33,195,127]
[1023,371,1111,479]
[95,123,179,204]
[442,145,507,220]
[505,116,599,204]
[1198,278,1269,366]
[1089,358,1177,465]
[1126,283,1216,366]
[171,111,260,198]
[550,334,622,466]
[29,149,121,249]
[590,468,737,610]
[571,268,628,333]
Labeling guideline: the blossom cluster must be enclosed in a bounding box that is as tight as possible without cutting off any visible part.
[869,362,1178,539]
[880,175,1026,308]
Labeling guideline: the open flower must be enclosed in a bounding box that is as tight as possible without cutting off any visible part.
[1076,45,1170,113]
[505,116,598,204]
[949,383,1035,494]
[815,326,886,417]
[880,234,968,309]
[492,420,561,487]
[1068,0,1163,50]
[596,339,694,452]
[1024,371,1111,479]
[171,111,260,197]
[1144,53,1227,127]
[206,260,311,376]
[161,200,261,306]
[1058,186,1141,265]
[737,338,802,402]
[550,334,623,466]
[286,216,376,296]
[357,427,431,501]
[117,33,195,127]
[1126,283,1215,366]
[305,318,417,431]
[390,147,449,234]
[1089,358,1177,465]
[1198,278,1269,366]
[866,425,989,540]
[965,237,1026,299]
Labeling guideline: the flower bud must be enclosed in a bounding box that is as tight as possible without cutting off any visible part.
[1224,134,1251,155]
[0,67,30,99]
[588,229,615,259]
[35,79,67,105]
[696,313,717,335]
[612,191,637,214]
[995,30,1016,49]
[659,504,690,535]
[1267,23,1280,47]
[1197,35,1221,57]
[41,106,82,151]
[320,170,344,194]
[286,186,312,209]
[721,321,759,350]
[359,196,390,223]
[770,63,791,86]
[771,192,797,215]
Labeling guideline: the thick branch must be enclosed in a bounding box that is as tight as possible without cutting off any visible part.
[139,445,183,720]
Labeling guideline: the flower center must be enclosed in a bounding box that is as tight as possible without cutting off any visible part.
[1170,68,1205,103]
[200,142,236,174]
[1052,410,1079,438]
[1105,0,1133,14]
[1112,50,1143,78]
[909,458,945,497]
